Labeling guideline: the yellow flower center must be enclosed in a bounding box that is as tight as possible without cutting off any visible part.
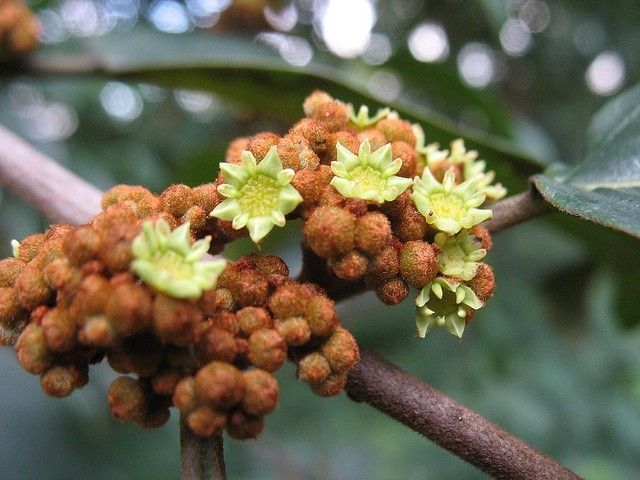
[349,165,386,192]
[426,288,458,316]
[239,174,280,217]
[428,192,465,220]
[153,250,193,279]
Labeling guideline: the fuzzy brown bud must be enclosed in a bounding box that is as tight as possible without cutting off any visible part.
[268,283,307,319]
[228,270,270,308]
[303,206,356,258]
[159,184,194,218]
[0,287,25,328]
[297,352,331,384]
[41,308,76,352]
[289,119,330,155]
[16,233,45,263]
[153,295,203,346]
[15,265,53,310]
[196,326,237,364]
[375,277,408,305]
[304,295,338,337]
[106,282,153,335]
[62,226,101,265]
[321,327,359,373]
[15,323,50,374]
[467,263,495,303]
[226,410,264,440]
[241,369,279,416]
[108,376,146,422]
[392,140,418,177]
[365,246,399,284]
[277,134,320,170]
[303,91,334,117]
[173,377,198,411]
[247,329,286,372]
[195,361,245,408]
[41,366,77,398]
[354,212,393,256]
[310,372,348,397]
[248,132,281,160]
[276,317,311,346]
[0,258,25,287]
[376,118,416,145]
[236,307,273,337]
[399,241,438,288]
[188,406,227,437]
[330,251,368,280]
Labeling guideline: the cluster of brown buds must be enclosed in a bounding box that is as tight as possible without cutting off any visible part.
[0,0,39,54]
[0,90,503,439]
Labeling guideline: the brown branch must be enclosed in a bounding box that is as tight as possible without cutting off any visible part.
[484,189,550,233]
[180,414,226,480]
[0,124,103,224]
[0,125,580,480]
[346,351,581,480]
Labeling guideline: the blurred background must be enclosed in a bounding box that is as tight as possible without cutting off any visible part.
[1,0,640,478]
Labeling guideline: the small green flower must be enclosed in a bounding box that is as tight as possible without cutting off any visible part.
[434,230,486,281]
[412,124,448,172]
[10,240,20,259]
[330,140,412,203]
[414,277,482,338]
[210,146,303,244]
[450,139,507,201]
[411,168,492,235]
[348,104,391,129]
[131,219,226,300]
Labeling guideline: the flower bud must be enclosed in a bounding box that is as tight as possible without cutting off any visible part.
[228,270,270,308]
[188,406,227,437]
[15,323,50,374]
[303,206,356,258]
[355,212,392,256]
[399,241,438,288]
[247,328,286,372]
[236,307,273,337]
[0,287,25,328]
[310,372,348,397]
[41,365,77,398]
[467,263,495,302]
[41,308,76,352]
[14,265,53,310]
[108,376,146,422]
[277,134,320,170]
[289,119,330,155]
[330,251,368,280]
[195,326,237,364]
[241,369,279,416]
[160,184,194,218]
[376,118,416,145]
[391,141,418,177]
[0,258,25,287]
[173,377,198,411]
[268,283,307,319]
[275,317,311,346]
[62,226,101,265]
[365,246,399,284]
[248,132,281,160]
[297,352,331,384]
[304,295,338,337]
[226,410,264,440]
[195,361,245,408]
[321,327,359,373]
[375,277,408,305]
[106,282,153,335]
[153,294,203,346]
[16,233,45,263]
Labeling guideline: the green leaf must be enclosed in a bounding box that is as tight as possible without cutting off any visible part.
[533,82,640,239]
[20,28,544,189]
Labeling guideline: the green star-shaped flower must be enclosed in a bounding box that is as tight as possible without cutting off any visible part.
[210,146,303,244]
[449,139,506,201]
[131,219,226,299]
[434,230,486,281]
[330,140,412,203]
[414,277,482,338]
[348,104,391,129]
[411,168,492,235]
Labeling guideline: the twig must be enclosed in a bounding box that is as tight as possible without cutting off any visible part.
[0,124,580,480]
[0,124,102,224]
[346,351,582,480]
[180,414,226,480]
[484,189,550,233]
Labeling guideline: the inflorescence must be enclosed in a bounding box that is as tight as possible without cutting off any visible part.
[0,91,503,439]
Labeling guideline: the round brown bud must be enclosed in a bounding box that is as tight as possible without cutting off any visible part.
[330,251,368,280]
[268,283,307,318]
[225,137,250,164]
[43,258,82,294]
[277,134,320,170]
[376,118,416,145]
[196,326,237,364]
[354,212,392,256]
[310,372,348,397]
[394,208,428,242]
[470,225,493,251]
[69,275,112,323]
[304,295,338,337]
[62,226,101,265]
[321,327,359,373]
[288,119,330,155]
[248,132,281,160]
[251,254,289,278]
[357,129,387,151]
[41,308,76,352]
[0,287,25,328]
[153,295,203,346]
[241,369,279,416]
[391,140,418,177]
[297,352,331,384]
[247,329,286,372]
[228,270,270,308]
[430,161,462,183]
[226,410,264,440]
[191,183,221,213]
[181,206,207,232]
[106,282,153,335]
[78,315,115,346]
[188,406,227,437]
[365,246,399,284]
[195,361,245,408]
[303,91,334,117]
[236,307,273,337]
[107,335,162,377]
[0,258,25,287]
[41,366,77,398]
[16,233,45,263]
[173,377,198,412]
[208,311,240,335]
[159,184,194,218]
[276,317,311,346]
[375,277,408,305]
[467,263,496,303]
[399,241,438,288]
[108,376,146,422]
[311,101,350,132]
[14,265,53,310]
[303,206,356,259]
[16,323,50,374]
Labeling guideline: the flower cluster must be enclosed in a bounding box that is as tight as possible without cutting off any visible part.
[0,0,39,54]
[0,192,358,439]
[0,90,504,441]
